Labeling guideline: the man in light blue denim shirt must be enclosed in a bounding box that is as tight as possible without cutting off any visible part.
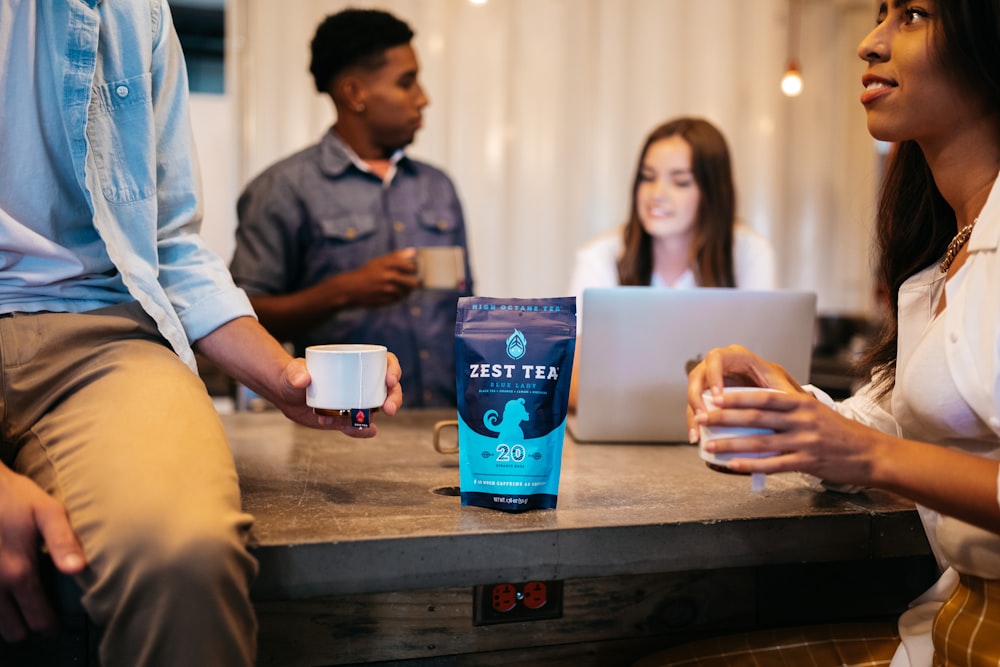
[231,8,473,408]
[0,2,402,665]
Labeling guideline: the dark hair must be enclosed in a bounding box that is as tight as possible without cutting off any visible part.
[309,9,414,94]
[862,0,1000,397]
[617,117,738,287]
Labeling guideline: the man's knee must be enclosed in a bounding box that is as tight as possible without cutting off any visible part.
[87,507,256,609]
[83,517,258,667]
[125,514,254,590]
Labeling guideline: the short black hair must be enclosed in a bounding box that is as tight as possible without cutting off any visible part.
[309,8,415,94]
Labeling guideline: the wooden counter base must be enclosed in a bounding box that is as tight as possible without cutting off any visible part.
[256,557,936,666]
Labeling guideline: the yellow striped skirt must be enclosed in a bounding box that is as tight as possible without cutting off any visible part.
[631,575,1000,666]
[932,574,1000,667]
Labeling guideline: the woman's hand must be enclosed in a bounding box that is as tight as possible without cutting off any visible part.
[686,344,804,442]
[693,387,889,488]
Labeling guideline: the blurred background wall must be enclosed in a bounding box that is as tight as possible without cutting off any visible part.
[178,0,882,317]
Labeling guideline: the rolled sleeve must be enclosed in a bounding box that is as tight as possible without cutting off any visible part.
[177,283,254,342]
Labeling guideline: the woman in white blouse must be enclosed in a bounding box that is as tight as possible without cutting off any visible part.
[673,1,1000,665]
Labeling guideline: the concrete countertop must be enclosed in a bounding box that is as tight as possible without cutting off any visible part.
[224,409,930,600]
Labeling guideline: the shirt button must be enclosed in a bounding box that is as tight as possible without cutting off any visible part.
[419,349,430,361]
[950,332,959,343]
[423,390,433,403]
[115,85,129,98]
[393,221,405,233]
[410,306,422,317]
[436,219,448,230]
[345,227,357,239]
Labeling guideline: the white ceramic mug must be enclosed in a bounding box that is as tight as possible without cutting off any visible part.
[305,344,388,415]
[699,386,783,466]
[415,246,465,290]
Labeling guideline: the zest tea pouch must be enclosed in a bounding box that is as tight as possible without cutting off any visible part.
[454,296,576,511]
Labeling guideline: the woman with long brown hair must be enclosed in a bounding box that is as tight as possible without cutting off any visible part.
[568,116,775,300]
[673,1,1000,664]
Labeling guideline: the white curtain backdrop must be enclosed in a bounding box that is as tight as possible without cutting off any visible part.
[227,0,880,314]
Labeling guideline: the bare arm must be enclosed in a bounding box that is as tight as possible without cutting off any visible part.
[874,436,1000,532]
[252,249,420,342]
[689,345,1000,535]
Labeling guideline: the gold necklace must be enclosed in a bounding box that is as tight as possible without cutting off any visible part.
[939,218,978,273]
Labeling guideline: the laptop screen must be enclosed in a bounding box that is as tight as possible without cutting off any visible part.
[569,287,816,443]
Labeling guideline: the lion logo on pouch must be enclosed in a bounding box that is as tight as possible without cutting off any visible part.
[506,329,526,360]
[483,398,529,444]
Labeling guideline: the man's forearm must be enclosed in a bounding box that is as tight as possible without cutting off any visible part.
[193,316,293,403]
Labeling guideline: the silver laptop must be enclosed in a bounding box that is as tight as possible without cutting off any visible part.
[568,287,816,443]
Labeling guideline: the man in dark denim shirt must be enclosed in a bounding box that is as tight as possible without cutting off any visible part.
[231,8,473,407]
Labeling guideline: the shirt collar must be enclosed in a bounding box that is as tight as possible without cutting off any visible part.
[968,168,1000,254]
[320,129,408,183]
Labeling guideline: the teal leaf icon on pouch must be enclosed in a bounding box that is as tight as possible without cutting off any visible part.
[506,329,526,360]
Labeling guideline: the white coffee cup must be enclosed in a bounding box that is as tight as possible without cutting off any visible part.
[699,386,783,466]
[415,246,465,290]
[305,344,388,414]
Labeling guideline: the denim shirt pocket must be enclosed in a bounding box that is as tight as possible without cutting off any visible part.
[317,212,378,242]
[87,73,156,204]
[417,209,459,236]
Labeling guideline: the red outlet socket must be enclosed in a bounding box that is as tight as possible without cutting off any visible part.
[491,583,517,612]
[521,581,547,609]
[473,580,563,625]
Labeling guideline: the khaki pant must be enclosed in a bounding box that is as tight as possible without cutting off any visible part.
[1,303,258,666]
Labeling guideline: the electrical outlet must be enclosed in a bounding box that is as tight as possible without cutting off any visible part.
[491,583,517,612]
[473,580,563,625]
[521,581,547,609]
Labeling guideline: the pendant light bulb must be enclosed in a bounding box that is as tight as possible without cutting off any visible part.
[782,0,804,98]
[781,61,803,97]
